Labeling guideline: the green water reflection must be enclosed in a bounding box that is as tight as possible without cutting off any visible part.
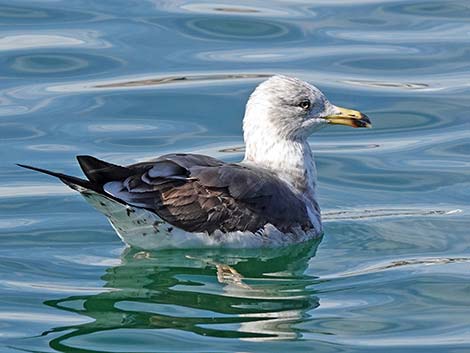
[44,239,321,351]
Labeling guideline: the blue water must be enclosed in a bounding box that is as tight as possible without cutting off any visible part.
[1,0,470,352]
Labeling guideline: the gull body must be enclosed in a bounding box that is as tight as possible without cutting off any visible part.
[19,75,370,249]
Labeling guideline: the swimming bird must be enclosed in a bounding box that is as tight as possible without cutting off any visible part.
[18,75,371,249]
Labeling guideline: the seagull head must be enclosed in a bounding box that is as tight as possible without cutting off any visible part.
[243,75,371,141]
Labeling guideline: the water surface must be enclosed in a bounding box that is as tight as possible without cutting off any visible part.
[1,0,470,352]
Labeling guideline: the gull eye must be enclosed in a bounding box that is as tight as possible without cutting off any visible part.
[299,100,311,110]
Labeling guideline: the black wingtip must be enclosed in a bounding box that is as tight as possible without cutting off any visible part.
[17,162,93,190]
[17,163,60,177]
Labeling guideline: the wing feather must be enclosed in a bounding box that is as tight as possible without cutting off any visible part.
[94,153,312,233]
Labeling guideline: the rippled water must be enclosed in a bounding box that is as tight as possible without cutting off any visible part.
[1,0,470,352]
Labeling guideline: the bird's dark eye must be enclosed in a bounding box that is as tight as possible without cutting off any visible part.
[299,100,311,110]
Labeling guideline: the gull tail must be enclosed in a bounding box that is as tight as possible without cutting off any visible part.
[16,163,95,192]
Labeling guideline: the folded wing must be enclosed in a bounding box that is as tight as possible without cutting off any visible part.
[78,153,312,234]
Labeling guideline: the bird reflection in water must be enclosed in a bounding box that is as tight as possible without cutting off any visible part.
[42,238,322,350]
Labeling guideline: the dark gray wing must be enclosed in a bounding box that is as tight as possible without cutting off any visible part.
[82,153,312,233]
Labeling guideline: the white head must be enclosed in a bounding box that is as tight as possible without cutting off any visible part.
[242,75,371,200]
[243,75,371,145]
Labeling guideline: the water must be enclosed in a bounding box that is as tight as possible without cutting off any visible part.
[1,0,469,351]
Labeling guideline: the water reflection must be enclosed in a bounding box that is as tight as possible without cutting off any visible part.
[342,79,429,90]
[0,31,109,51]
[385,1,470,19]
[42,239,321,350]
[0,4,97,25]
[183,18,290,40]
[4,52,122,78]
[93,73,271,89]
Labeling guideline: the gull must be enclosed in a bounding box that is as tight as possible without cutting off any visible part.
[18,75,371,249]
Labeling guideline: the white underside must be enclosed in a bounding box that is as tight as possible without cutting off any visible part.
[79,189,321,250]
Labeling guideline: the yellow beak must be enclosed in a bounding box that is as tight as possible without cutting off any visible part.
[324,106,372,128]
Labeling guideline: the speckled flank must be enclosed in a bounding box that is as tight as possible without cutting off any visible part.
[78,188,321,249]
